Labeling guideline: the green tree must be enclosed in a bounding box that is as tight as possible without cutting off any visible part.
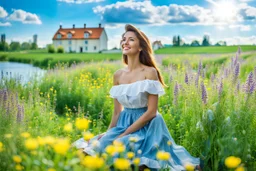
[57,46,64,53]
[191,40,200,47]
[21,42,31,50]
[10,42,21,51]
[202,35,210,46]
[31,42,38,50]
[172,36,177,46]
[47,44,55,53]
[0,42,9,51]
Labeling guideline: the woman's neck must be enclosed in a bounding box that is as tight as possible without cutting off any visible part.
[126,54,142,71]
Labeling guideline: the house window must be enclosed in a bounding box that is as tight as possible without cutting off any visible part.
[69,40,72,45]
[68,33,72,39]
[85,40,88,44]
[57,34,62,39]
[85,46,88,51]
[94,46,97,50]
[84,33,89,38]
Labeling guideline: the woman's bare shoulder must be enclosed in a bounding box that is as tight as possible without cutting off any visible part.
[113,68,126,84]
[144,66,158,80]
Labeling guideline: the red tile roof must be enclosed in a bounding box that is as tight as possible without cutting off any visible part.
[52,27,105,40]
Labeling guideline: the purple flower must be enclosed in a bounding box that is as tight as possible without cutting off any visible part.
[233,62,240,82]
[236,80,240,94]
[237,46,241,55]
[201,81,208,104]
[173,81,179,106]
[185,72,189,84]
[244,72,254,94]
[198,60,202,76]
[210,73,215,83]
[218,80,223,100]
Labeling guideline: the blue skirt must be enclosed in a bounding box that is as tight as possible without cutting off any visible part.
[74,107,200,170]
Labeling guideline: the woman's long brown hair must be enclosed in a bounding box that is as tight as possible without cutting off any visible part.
[121,24,167,87]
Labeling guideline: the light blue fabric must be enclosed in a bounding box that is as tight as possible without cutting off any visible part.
[75,107,200,171]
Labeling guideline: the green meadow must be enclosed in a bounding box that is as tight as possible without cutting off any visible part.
[0,46,256,170]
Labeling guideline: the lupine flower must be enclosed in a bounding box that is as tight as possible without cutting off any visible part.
[17,104,24,123]
[195,74,199,87]
[169,75,173,83]
[243,72,254,94]
[198,60,202,76]
[237,46,241,55]
[210,73,215,83]
[233,63,240,82]
[218,80,223,100]
[236,80,240,94]
[201,82,208,104]
[185,72,189,84]
[173,81,179,106]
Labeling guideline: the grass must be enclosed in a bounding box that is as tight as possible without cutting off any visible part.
[155,45,256,54]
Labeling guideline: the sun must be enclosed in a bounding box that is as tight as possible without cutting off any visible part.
[212,0,238,22]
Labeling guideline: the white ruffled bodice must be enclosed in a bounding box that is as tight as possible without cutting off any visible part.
[109,79,165,108]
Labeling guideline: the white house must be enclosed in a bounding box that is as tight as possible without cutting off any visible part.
[152,40,163,50]
[52,24,108,53]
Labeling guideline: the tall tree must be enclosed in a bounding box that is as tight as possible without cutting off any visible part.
[172,36,177,46]
[0,42,9,51]
[21,42,31,50]
[191,40,200,47]
[202,35,210,46]
[10,42,21,51]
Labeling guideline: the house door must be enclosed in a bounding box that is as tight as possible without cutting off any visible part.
[80,47,83,53]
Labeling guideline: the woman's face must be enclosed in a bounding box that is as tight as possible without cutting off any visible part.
[121,31,141,56]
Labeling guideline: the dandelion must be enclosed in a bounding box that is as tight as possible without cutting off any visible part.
[13,155,22,163]
[4,133,12,138]
[82,156,104,169]
[48,168,56,171]
[25,138,39,150]
[63,123,73,132]
[235,166,245,171]
[156,151,170,161]
[127,152,135,159]
[133,158,140,165]
[83,132,94,141]
[184,163,195,171]
[75,118,89,130]
[114,158,130,170]
[167,140,172,146]
[225,156,241,168]
[21,132,30,138]
[113,141,125,153]
[0,142,4,152]
[53,138,70,155]
[105,145,116,156]
[15,164,23,171]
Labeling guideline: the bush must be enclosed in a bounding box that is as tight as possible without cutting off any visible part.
[57,46,64,53]
[47,45,55,53]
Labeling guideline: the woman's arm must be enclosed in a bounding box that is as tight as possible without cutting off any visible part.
[118,67,159,137]
[107,69,123,130]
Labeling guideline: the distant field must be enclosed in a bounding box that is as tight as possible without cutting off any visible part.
[155,45,256,54]
[0,51,122,68]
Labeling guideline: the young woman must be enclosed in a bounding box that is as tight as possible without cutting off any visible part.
[73,24,200,171]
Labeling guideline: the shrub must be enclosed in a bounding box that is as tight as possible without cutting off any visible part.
[48,45,55,53]
[57,46,64,53]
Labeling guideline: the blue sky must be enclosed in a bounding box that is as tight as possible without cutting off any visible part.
[0,0,256,49]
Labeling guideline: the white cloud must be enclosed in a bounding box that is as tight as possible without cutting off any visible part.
[0,22,11,26]
[8,9,42,24]
[0,6,8,18]
[57,0,104,4]
[229,24,251,31]
[93,1,256,26]
[148,35,172,45]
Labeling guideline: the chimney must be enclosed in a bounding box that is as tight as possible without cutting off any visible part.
[73,24,75,29]
[60,25,62,29]
[99,23,101,28]
[84,24,86,28]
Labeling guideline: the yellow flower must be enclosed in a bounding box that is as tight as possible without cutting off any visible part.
[75,118,89,130]
[102,153,108,159]
[4,134,12,138]
[184,163,195,171]
[13,155,22,163]
[129,137,138,143]
[225,156,241,168]
[0,142,3,152]
[48,168,56,171]
[114,158,130,170]
[127,152,135,159]
[113,141,125,153]
[105,145,116,156]
[25,138,39,150]
[44,136,55,146]
[83,132,94,141]
[235,166,245,171]
[133,158,140,165]
[63,123,73,132]
[167,140,172,146]
[144,169,150,171]
[15,164,23,171]
[21,132,30,138]
[156,151,170,161]
[53,139,70,155]
[82,156,104,169]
